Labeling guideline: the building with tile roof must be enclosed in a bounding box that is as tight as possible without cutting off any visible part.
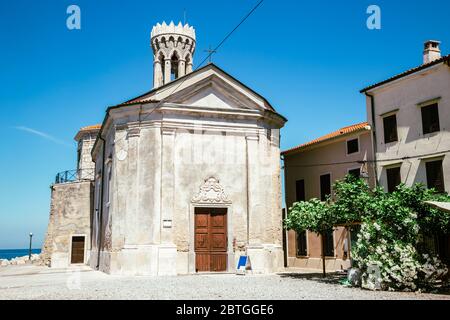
[282,122,375,270]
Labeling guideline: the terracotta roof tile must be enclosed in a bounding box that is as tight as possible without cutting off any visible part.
[282,122,370,155]
[79,124,102,131]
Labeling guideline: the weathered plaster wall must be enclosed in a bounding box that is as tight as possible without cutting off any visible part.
[41,181,93,268]
[287,228,350,270]
[91,105,285,275]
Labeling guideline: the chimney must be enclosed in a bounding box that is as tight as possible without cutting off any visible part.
[423,40,441,64]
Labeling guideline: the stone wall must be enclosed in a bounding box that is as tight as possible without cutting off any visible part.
[77,133,97,180]
[41,181,93,268]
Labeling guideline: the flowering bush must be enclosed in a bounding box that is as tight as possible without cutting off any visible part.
[352,222,422,291]
[286,174,450,291]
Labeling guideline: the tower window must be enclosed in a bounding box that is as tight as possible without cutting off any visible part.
[170,53,179,81]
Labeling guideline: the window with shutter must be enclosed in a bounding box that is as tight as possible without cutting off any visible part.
[295,180,305,202]
[421,103,440,135]
[386,166,401,193]
[348,168,361,178]
[320,174,331,201]
[296,231,307,257]
[426,160,445,193]
[323,230,334,257]
[347,138,359,154]
[383,114,398,144]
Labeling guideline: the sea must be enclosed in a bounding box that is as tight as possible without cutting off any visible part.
[0,249,41,260]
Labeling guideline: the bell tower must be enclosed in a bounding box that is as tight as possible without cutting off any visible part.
[151,21,196,88]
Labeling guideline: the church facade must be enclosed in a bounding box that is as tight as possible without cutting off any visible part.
[43,22,287,276]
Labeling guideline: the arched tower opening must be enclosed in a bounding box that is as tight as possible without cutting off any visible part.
[170,51,180,81]
[151,21,196,88]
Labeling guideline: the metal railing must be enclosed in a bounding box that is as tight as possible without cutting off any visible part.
[55,168,95,184]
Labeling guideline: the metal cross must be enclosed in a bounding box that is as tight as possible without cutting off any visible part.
[204,45,217,63]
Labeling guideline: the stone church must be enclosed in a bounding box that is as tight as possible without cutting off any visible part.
[42,21,287,275]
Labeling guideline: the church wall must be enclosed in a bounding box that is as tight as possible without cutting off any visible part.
[89,142,103,271]
[169,125,284,274]
[106,126,164,275]
[92,120,284,275]
[89,127,116,273]
[173,129,248,273]
[91,123,165,275]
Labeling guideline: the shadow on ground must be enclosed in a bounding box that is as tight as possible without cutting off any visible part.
[278,272,346,285]
[278,272,450,296]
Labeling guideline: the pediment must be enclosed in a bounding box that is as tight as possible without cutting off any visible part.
[124,64,274,112]
[165,76,259,110]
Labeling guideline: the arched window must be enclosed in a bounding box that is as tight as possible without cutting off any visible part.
[170,51,180,81]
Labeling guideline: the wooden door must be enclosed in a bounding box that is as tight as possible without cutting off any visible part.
[71,236,85,264]
[195,208,227,272]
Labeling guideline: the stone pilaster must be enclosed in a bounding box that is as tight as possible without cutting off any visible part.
[159,127,177,275]
[164,59,171,85]
[246,134,262,245]
[186,62,193,74]
[160,128,175,244]
[124,127,140,246]
[178,59,186,78]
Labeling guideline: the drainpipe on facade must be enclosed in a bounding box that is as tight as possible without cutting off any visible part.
[245,138,250,252]
[96,135,106,270]
[366,93,378,187]
[280,154,288,268]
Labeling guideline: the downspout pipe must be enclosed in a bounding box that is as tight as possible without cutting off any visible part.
[365,92,378,186]
[280,153,288,268]
[96,135,106,270]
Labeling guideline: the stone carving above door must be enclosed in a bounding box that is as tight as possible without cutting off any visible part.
[191,177,231,204]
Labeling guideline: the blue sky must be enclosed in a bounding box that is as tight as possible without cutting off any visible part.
[0,0,449,249]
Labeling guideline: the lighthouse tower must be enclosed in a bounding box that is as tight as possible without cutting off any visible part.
[150,21,196,88]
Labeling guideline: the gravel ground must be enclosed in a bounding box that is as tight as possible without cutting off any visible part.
[0,265,449,300]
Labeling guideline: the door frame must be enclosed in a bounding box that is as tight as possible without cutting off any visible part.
[69,234,87,265]
[189,203,233,273]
